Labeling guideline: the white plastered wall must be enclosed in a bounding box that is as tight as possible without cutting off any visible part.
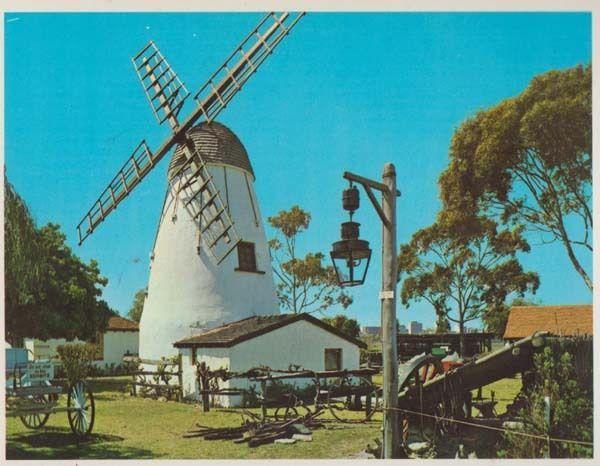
[102,330,139,367]
[177,320,361,407]
[140,163,278,361]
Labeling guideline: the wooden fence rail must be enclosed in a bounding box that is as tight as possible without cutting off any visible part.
[124,354,183,401]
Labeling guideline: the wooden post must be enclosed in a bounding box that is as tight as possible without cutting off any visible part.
[198,361,210,412]
[381,163,400,458]
[544,396,551,458]
[261,380,268,421]
[177,353,183,402]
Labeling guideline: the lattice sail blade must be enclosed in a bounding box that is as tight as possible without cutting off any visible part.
[132,41,190,126]
[77,140,158,245]
[192,12,304,124]
[168,144,241,264]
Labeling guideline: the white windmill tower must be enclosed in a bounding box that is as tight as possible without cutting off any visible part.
[76,12,304,360]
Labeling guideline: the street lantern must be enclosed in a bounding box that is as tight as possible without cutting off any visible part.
[330,184,371,286]
[330,166,402,458]
[330,222,371,286]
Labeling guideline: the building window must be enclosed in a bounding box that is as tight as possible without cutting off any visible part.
[324,348,342,371]
[191,347,197,365]
[235,241,263,273]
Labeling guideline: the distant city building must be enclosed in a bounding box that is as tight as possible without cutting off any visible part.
[361,326,381,336]
[398,324,408,334]
[409,321,423,335]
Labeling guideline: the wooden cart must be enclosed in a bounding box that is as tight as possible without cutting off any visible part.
[5,359,95,437]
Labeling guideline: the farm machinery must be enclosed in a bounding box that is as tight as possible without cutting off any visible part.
[5,348,95,437]
[395,332,548,446]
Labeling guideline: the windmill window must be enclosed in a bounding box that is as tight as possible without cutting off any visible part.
[324,348,342,371]
[235,241,264,274]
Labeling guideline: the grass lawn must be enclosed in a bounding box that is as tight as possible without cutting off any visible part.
[6,376,382,460]
[6,375,522,459]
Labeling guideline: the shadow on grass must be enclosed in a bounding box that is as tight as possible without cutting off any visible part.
[6,426,154,459]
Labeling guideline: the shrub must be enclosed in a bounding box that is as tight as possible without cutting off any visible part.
[56,343,99,384]
[499,337,593,458]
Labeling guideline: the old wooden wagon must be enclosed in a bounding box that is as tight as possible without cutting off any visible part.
[5,355,95,437]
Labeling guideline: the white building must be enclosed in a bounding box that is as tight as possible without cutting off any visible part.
[409,321,423,335]
[99,316,139,367]
[140,122,279,361]
[24,337,86,361]
[173,313,366,407]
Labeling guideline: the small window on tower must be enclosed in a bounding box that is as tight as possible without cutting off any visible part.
[236,241,263,273]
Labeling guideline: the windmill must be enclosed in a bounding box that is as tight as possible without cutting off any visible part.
[77,12,304,360]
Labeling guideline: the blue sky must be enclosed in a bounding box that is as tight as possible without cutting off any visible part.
[5,12,592,329]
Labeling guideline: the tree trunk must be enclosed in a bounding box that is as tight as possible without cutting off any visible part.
[459,320,465,359]
[562,236,593,292]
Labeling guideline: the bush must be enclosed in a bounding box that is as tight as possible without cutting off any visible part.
[499,337,593,458]
[56,343,98,384]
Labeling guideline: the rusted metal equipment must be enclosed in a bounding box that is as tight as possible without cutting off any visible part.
[5,358,95,437]
[196,365,381,423]
[396,332,548,447]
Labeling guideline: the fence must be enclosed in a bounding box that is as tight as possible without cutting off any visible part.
[124,355,183,401]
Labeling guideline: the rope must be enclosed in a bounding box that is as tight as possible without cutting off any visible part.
[385,406,593,447]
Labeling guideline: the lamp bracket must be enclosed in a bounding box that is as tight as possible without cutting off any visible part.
[343,171,399,228]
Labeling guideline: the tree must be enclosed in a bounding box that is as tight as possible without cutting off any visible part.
[398,217,539,356]
[4,175,44,345]
[36,223,114,341]
[439,65,592,291]
[322,315,361,339]
[4,176,114,344]
[268,206,352,314]
[128,288,147,323]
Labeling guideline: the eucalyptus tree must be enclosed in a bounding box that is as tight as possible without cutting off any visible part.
[398,217,539,356]
[439,65,592,290]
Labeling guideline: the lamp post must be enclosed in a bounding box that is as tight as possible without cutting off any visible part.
[330,163,401,459]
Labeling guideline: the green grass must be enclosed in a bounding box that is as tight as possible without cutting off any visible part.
[471,376,522,415]
[6,377,382,460]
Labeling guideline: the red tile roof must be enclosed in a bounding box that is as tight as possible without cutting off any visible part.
[107,316,139,332]
[503,305,592,340]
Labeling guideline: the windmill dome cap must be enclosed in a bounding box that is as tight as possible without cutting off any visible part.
[169,121,254,180]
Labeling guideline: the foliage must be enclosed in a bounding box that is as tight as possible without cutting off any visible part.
[499,338,593,458]
[322,314,361,339]
[36,223,114,341]
[4,175,44,346]
[398,217,539,355]
[56,343,99,384]
[4,175,114,344]
[268,205,352,314]
[439,65,592,291]
[128,288,147,323]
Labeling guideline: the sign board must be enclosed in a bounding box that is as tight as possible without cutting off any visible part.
[26,361,54,385]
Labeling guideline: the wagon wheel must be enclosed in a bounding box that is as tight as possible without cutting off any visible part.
[327,376,380,423]
[67,380,95,437]
[433,384,470,438]
[397,354,444,444]
[20,394,51,429]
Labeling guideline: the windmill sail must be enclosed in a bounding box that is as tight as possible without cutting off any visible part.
[193,12,304,124]
[132,41,190,127]
[168,142,241,264]
[76,12,304,254]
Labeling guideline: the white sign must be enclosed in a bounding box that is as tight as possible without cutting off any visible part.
[379,290,395,300]
[26,361,54,385]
